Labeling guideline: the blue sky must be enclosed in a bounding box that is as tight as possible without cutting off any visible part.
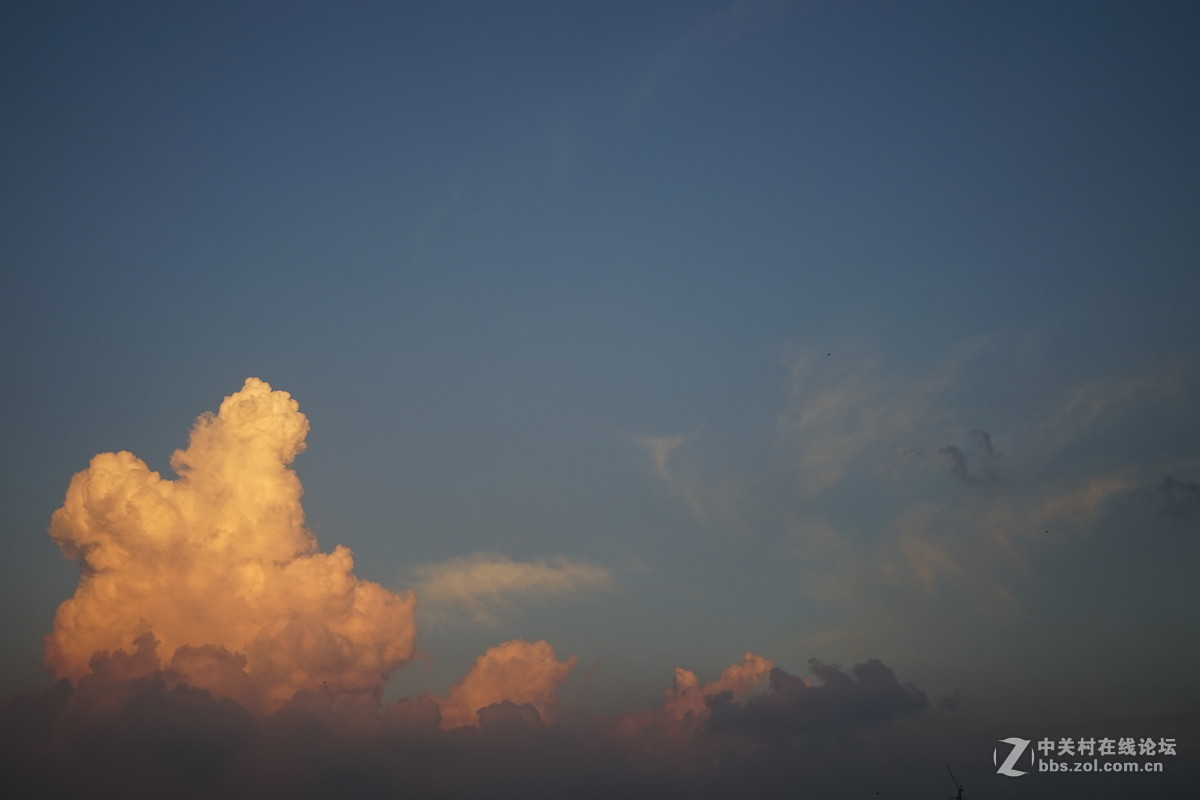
[2,2,1198,796]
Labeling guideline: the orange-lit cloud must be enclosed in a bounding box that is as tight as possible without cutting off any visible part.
[44,378,417,711]
[411,553,610,625]
[433,639,577,730]
[662,652,774,730]
[613,652,774,745]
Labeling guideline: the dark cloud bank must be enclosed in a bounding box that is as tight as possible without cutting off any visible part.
[0,651,927,799]
[3,650,1196,800]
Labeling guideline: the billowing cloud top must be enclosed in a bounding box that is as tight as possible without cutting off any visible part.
[44,378,417,711]
[434,639,577,730]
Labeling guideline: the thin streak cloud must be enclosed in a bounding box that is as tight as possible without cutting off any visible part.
[410,553,611,626]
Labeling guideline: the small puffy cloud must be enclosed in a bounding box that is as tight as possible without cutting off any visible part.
[433,639,577,730]
[44,378,417,712]
[411,553,610,625]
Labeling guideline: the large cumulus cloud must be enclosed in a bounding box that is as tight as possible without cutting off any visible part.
[44,378,417,711]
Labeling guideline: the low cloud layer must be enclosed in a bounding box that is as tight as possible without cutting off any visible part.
[1,646,948,800]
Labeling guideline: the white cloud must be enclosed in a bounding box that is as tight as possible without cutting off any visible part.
[778,344,973,496]
[635,434,686,481]
[411,553,611,626]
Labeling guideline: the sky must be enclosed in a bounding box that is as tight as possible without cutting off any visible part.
[1,1,1198,797]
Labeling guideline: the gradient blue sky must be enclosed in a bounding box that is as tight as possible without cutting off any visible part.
[2,1,1198,795]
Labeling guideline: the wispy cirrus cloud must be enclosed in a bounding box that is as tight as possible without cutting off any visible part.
[410,553,611,626]
[635,434,687,482]
[778,342,979,496]
[777,341,1200,671]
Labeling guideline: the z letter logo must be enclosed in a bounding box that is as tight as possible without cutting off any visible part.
[995,737,1032,777]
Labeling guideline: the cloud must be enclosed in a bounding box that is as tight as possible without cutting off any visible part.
[661,652,775,732]
[44,378,417,712]
[635,434,686,482]
[610,653,774,747]
[1148,475,1200,518]
[632,430,721,524]
[937,429,1001,484]
[430,639,577,730]
[706,658,930,742]
[777,342,1200,665]
[778,344,976,495]
[1026,364,1192,468]
[972,428,997,457]
[1033,475,1138,525]
[411,553,610,625]
[938,444,973,483]
[779,342,1194,499]
[0,656,256,800]
[12,362,1200,797]
[5,660,1192,800]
